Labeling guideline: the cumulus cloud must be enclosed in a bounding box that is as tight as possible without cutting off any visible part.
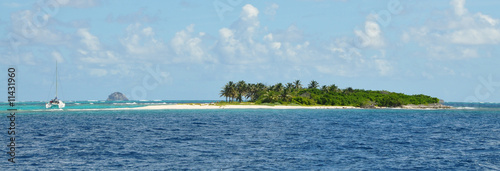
[450,0,467,16]
[324,39,392,77]
[211,3,393,76]
[403,0,500,59]
[242,4,259,20]
[214,4,271,65]
[354,17,385,48]
[170,24,213,63]
[120,23,166,56]
[77,28,101,51]
[56,0,99,8]
[11,2,398,80]
[448,28,500,44]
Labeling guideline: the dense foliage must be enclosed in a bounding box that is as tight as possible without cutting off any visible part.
[220,80,439,107]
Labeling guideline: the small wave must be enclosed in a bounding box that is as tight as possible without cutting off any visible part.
[140,102,168,105]
[113,102,138,105]
[455,107,475,110]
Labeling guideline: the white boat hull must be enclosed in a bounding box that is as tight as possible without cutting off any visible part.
[46,100,65,109]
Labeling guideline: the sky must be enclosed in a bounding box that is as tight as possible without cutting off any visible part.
[1,0,500,102]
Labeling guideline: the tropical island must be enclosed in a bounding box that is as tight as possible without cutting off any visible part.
[218,80,450,109]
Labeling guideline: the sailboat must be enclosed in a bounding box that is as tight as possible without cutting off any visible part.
[46,61,65,109]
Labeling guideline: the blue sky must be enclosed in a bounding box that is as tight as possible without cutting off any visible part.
[2,0,500,102]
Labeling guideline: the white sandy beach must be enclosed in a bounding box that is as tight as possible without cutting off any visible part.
[132,104,359,110]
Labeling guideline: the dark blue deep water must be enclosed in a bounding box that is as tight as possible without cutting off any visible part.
[2,104,500,170]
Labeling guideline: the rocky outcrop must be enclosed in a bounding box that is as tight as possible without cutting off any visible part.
[106,92,129,101]
[400,103,452,109]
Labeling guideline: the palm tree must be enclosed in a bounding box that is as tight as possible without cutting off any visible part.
[236,80,247,102]
[328,84,339,93]
[220,83,230,102]
[273,83,284,92]
[344,87,354,94]
[248,82,267,101]
[281,83,294,101]
[262,90,279,103]
[293,80,302,90]
[246,83,261,101]
[321,85,328,93]
[308,80,319,89]
[256,82,266,91]
[227,81,236,102]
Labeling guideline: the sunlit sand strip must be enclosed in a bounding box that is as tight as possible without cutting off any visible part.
[131,104,359,110]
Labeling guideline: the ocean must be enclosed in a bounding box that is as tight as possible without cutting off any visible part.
[1,101,499,170]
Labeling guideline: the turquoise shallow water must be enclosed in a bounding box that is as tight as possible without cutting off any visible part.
[0,100,215,112]
[1,102,499,170]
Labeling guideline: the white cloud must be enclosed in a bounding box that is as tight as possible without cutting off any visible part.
[450,0,467,16]
[233,4,260,39]
[52,51,64,63]
[56,0,99,8]
[355,19,385,48]
[142,27,154,36]
[448,28,500,45]
[120,23,166,56]
[79,51,119,64]
[242,4,259,20]
[477,13,498,26]
[170,24,212,63]
[271,42,281,50]
[77,28,101,51]
[404,0,500,60]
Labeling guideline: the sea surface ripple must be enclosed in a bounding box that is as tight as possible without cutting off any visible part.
[2,106,500,170]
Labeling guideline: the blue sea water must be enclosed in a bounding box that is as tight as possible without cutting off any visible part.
[1,102,500,170]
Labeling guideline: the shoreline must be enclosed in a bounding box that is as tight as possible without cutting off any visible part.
[2,103,455,113]
[131,104,360,110]
[127,103,453,110]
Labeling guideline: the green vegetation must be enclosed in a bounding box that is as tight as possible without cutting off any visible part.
[219,80,439,107]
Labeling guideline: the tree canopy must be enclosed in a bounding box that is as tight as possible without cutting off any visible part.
[219,80,439,107]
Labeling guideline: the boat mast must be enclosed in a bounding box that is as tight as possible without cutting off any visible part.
[55,61,58,99]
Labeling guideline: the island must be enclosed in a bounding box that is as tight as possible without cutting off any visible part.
[106,92,129,101]
[87,80,450,111]
[217,80,451,109]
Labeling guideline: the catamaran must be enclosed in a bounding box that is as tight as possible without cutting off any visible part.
[46,62,65,109]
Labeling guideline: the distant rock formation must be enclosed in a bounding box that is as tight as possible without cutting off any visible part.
[106,92,129,101]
